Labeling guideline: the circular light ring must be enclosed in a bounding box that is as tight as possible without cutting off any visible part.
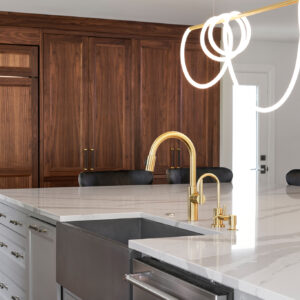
[180,11,251,89]
[256,0,300,113]
[180,27,229,89]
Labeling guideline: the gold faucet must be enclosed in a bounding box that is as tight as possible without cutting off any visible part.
[145,131,200,221]
[197,173,237,231]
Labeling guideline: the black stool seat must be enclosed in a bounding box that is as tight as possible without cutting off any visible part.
[286,169,300,186]
[78,170,153,187]
[166,167,233,184]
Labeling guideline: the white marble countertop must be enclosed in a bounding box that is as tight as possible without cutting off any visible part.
[0,182,299,299]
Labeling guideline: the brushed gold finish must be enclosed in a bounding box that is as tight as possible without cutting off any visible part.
[83,148,88,171]
[9,220,22,226]
[38,228,48,233]
[189,0,298,31]
[212,207,237,231]
[145,131,200,221]
[197,173,220,206]
[12,296,21,300]
[176,148,181,168]
[170,147,175,169]
[28,224,39,231]
[0,213,6,218]
[90,148,95,171]
[0,242,7,248]
[0,282,8,290]
[11,250,24,259]
[197,173,237,230]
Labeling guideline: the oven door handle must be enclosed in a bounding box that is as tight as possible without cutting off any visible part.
[125,272,179,300]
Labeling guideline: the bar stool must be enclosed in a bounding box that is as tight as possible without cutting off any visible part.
[78,170,153,187]
[166,167,233,184]
[286,169,300,186]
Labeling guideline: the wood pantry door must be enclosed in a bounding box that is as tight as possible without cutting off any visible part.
[43,34,89,179]
[177,40,220,168]
[0,77,38,188]
[137,40,178,175]
[0,44,38,189]
[88,38,133,171]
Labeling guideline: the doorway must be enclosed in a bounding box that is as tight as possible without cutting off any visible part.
[220,65,275,188]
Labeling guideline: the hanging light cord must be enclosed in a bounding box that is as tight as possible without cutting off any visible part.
[180,1,300,113]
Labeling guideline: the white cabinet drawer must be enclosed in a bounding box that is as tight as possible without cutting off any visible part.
[0,224,26,267]
[0,271,25,300]
[0,203,27,237]
[28,217,56,300]
[0,225,26,290]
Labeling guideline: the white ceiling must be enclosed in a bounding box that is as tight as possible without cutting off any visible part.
[0,0,298,41]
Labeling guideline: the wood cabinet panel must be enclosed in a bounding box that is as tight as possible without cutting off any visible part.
[43,34,89,178]
[137,40,178,174]
[0,26,40,45]
[0,45,38,77]
[89,38,132,171]
[178,42,220,168]
[0,77,38,188]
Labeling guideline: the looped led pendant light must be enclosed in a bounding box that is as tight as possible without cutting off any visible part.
[180,0,300,113]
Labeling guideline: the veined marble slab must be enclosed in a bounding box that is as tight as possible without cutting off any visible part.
[0,183,300,299]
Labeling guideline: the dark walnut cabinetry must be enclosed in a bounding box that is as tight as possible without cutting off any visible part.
[0,13,220,187]
[0,45,38,188]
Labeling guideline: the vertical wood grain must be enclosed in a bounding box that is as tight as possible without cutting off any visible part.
[89,38,132,171]
[0,77,38,188]
[43,34,89,177]
[178,39,220,168]
[137,39,178,174]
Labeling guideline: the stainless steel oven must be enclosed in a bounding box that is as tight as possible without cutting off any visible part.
[125,258,233,300]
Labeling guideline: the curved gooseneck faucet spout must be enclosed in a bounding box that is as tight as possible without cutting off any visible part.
[145,131,199,221]
[197,173,220,208]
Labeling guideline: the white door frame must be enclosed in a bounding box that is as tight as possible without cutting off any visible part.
[220,64,276,185]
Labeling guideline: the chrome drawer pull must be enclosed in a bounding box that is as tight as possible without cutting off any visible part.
[11,296,20,300]
[0,213,6,218]
[11,251,24,259]
[28,224,39,231]
[9,220,22,226]
[0,282,8,290]
[0,242,8,248]
[125,273,178,300]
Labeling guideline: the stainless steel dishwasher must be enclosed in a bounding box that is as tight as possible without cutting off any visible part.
[125,258,233,300]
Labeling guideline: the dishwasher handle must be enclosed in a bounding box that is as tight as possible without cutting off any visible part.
[125,272,179,300]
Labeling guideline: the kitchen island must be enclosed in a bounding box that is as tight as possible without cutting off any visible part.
[0,183,299,300]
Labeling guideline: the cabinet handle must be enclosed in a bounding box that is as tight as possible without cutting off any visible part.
[0,282,8,290]
[28,224,39,231]
[0,242,8,248]
[0,213,6,218]
[11,251,24,259]
[90,149,95,171]
[125,273,177,300]
[38,228,47,233]
[176,148,181,168]
[170,147,175,169]
[83,148,88,171]
[12,297,20,300]
[9,220,22,226]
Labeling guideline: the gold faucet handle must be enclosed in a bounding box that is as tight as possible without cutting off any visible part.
[228,215,237,231]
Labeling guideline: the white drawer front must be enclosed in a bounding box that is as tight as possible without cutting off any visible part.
[0,224,26,268]
[0,203,28,237]
[0,271,25,300]
[0,225,26,290]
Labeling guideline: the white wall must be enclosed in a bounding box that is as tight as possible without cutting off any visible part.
[220,39,300,185]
